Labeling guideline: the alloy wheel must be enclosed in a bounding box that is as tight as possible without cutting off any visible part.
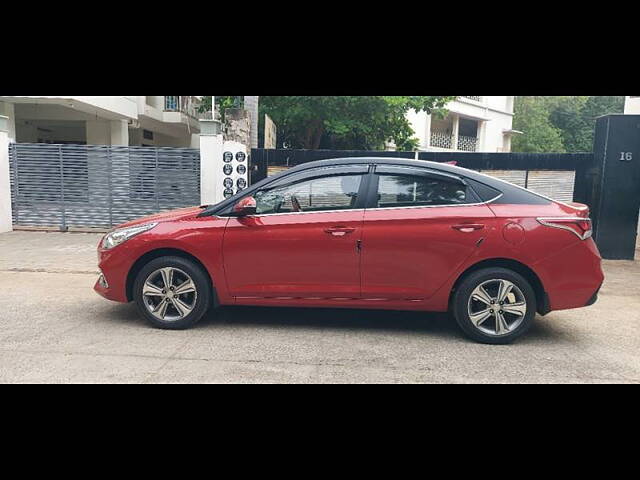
[142,267,198,322]
[467,279,527,337]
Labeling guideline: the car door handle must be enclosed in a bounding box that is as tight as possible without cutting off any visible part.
[325,227,356,236]
[452,224,485,233]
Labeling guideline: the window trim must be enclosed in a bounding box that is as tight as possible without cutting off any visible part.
[255,173,367,216]
[217,165,373,217]
[223,167,372,217]
[365,167,486,210]
[262,165,370,191]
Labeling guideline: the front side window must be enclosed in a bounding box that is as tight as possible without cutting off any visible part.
[376,174,473,208]
[255,174,363,215]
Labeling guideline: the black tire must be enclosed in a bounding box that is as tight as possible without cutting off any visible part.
[133,256,212,330]
[452,267,536,344]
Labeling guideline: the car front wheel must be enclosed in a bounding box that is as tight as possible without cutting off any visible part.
[452,267,536,344]
[133,256,212,330]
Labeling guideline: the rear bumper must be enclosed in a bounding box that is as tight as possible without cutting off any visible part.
[534,238,604,312]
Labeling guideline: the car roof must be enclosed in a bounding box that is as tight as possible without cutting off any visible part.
[283,156,490,183]
[287,156,453,171]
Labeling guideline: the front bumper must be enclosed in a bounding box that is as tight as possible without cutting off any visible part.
[585,284,602,307]
[93,245,135,303]
[94,270,124,302]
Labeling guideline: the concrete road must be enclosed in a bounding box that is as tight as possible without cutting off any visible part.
[1,230,639,383]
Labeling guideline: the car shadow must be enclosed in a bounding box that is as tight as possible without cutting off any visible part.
[203,305,462,338]
[201,306,568,344]
[101,301,566,343]
[99,302,143,326]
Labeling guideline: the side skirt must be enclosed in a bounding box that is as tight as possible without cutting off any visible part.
[233,296,445,312]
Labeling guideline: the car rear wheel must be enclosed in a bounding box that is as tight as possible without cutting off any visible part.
[133,256,212,330]
[452,267,536,344]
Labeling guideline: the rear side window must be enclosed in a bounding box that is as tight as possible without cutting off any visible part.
[465,176,551,205]
[465,178,502,202]
[375,174,477,208]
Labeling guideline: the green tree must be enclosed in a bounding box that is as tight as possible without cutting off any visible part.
[200,96,456,150]
[513,96,625,153]
[547,96,589,152]
[512,96,566,153]
[573,96,623,152]
[198,96,242,124]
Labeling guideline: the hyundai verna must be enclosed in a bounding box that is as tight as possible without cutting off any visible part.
[95,158,604,344]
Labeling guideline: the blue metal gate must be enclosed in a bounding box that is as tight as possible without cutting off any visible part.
[9,143,200,230]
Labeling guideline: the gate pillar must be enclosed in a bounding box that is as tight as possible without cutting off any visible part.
[199,119,224,206]
[587,114,640,260]
[0,115,12,233]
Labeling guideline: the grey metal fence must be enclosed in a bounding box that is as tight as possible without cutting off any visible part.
[9,143,200,230]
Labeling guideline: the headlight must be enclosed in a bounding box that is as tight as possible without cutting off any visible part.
[101,222,158,250]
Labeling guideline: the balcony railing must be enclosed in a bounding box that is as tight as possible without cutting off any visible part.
[430,130,453,149]
[164,96,200,118]
[430,131,478,151]
[462,96,481,102]
[457,135,478,152]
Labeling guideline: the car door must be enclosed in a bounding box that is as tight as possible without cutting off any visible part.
[222,165,370,301]
[361,165,496,301]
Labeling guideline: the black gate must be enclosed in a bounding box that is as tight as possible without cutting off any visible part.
[250,148,593,205]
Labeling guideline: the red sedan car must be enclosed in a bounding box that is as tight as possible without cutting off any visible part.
[95,157,604,344]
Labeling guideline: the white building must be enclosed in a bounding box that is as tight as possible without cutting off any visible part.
[407,96,517,153]
[0,96,202,147]
[624,96,640,114]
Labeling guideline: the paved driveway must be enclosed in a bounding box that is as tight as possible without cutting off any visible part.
[0,230,639,383]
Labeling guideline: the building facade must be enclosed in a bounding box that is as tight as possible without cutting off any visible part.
[0,96,202,147]
[624,96,640,114]
[407,96,517,153]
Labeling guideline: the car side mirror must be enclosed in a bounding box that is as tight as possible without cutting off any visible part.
[232,196,257,216]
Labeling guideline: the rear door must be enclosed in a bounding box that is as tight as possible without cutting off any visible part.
[361,165,495,301]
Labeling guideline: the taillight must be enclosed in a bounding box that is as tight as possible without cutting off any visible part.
[537,217,593,240]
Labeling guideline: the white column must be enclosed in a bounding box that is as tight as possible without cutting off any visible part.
[199,119,224,205]
[110,120,129,146]
[424,113,432,149]
[0,115,13,233]
[452,114,460,151]
[0,102,17,143]
[244,96,259,148]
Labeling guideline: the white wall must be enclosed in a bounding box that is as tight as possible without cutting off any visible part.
[408,96,515,152]
[86,120,111,145]
[1,97,198,147]
[0,116,12,232]
[110,120,129,145]
[624,96,640,114]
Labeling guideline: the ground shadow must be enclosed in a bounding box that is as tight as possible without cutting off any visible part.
[99,300,567,344]
[204,305,464,340]
[99,302,144,326]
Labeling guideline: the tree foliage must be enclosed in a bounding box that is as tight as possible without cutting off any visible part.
[198,96,242,124]
[513,96,625,153]
[512,96,566,153]
[200,96,456,150]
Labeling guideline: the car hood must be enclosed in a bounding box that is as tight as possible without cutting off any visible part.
[113,206,205,229]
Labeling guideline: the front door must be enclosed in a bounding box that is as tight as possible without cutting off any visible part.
[222,167,368,301]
